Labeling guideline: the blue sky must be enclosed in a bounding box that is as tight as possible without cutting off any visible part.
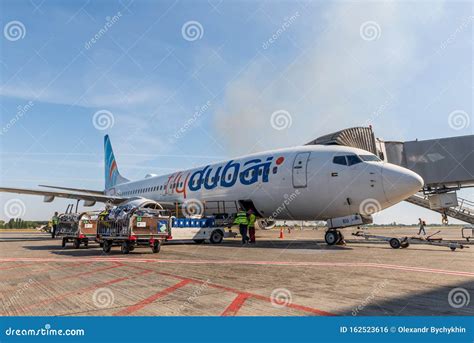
[0,0,472,223]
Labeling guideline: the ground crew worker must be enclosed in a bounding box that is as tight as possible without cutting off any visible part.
[233,209,249,245]
[418,218,426,235]
[441,211,448,225]
[247,209,256,244]
[51,212,59,238]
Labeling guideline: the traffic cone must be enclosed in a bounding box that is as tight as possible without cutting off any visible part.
[279,228,284,239]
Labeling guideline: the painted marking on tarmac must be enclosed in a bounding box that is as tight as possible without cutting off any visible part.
[15,269,150,315]
[221,293,251,316]
[114,279,192,316]
[1,257,473,277]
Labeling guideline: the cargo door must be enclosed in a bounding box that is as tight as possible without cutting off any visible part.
[292,152,310,188]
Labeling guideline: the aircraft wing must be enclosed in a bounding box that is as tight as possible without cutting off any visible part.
[38,184,104,195]
[0,187,126,205]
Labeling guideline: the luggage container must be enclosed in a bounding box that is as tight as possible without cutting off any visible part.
[97,207,170,254]
[56,211,100,249]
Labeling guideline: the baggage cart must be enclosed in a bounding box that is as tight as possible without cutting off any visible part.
[56,211,100,249]
[97,207,170,254]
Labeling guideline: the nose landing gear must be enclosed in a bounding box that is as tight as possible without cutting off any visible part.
[325,230,345,245]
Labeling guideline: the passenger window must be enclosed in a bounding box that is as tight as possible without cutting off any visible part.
[273,167,278,174]
[347,155,362,166]
[333,156,347,166]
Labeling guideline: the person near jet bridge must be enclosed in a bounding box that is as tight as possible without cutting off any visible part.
[234,209,249,245]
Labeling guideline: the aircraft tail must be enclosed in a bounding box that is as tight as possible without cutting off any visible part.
[104,135,129,190]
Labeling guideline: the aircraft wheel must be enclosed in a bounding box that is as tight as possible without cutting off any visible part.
[389,238,401,249]
[325,231,339,245]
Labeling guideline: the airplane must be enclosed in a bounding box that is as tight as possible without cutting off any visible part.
[0,135,424,245]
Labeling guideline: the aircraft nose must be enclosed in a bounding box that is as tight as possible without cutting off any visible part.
[382,163,424,204]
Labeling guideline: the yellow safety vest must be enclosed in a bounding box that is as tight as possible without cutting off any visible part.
[248,213,256,228]
[233,211,248,225]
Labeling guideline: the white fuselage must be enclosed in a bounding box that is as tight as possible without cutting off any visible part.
[105,145,423,221]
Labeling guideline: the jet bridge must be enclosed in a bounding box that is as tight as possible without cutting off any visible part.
[308,127,474,224]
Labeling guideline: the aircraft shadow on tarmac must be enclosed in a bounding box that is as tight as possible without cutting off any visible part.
[334,279,474,316]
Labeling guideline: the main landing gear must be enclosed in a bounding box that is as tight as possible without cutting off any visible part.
[325,230,345,245]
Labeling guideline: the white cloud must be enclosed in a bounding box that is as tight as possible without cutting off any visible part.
[214,1,447,154]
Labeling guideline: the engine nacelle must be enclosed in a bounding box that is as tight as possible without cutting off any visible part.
[116,197,164,210]
[255,219,276,230]
[43,195,55,203]
[83,200,96,207]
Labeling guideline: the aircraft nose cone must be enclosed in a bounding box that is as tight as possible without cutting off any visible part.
[382,164,424,204]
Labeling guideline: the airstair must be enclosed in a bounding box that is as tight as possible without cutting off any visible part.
[405,193,474,224]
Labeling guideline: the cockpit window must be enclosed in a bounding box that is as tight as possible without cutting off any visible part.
[359,154,381,162]
[333,156,347,166]
[346,155,362,166]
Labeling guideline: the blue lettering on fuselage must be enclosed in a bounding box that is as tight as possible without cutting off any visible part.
[188,157,274,191]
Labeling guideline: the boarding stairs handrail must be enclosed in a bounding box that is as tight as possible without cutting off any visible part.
[405,193,474,224]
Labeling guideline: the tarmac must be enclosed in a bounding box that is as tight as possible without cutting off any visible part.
[0,226,473,316]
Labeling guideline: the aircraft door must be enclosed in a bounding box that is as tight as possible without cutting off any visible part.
[292,152,311,188]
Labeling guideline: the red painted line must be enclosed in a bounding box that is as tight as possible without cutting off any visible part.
[0,261,94,282]
[114,279,192,316]
[147,270,336,316]
[249,293,335,316]
[54,262,124,282]
[1,258,472,277]
[221,293,251,316]
[0,262,37,271]
[16,269,149,315]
